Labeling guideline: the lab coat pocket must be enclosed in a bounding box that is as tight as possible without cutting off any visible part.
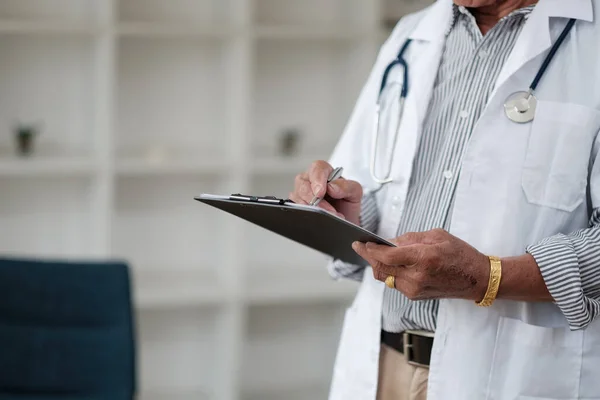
[521,101,600,212]
[489,316,583,400]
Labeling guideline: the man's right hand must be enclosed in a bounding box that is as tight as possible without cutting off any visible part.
[289,160,363,226]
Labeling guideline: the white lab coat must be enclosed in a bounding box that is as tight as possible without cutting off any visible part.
[327,0,600,399]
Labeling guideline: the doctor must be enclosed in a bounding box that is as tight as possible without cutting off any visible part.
[289,0,600,399]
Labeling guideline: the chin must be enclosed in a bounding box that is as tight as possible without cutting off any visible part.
[453,0,497,6]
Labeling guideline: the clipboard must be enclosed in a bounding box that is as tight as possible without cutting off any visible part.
[195,193,395,266]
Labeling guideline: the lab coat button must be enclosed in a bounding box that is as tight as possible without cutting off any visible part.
[479,50,489,58]
[459,110,469,119]
[443,170,453,180]
[392,196,401,204]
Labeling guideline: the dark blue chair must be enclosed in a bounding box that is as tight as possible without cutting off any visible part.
[0,257,136,400]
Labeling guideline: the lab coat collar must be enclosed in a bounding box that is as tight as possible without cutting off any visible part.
[538,0,593,22]
[408,0,454,42]
[493,0,593,94]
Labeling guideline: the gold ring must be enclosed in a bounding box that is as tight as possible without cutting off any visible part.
[385,275,395,289]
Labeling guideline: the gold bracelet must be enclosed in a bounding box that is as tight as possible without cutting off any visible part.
[476,256,502,307]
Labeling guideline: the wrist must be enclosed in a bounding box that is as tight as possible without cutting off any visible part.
[469,253,491,302]
[496,253,553,302]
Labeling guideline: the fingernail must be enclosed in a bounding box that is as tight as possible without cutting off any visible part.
[313,184,323,196]
[352,241,359,250]
[337,212,345,219]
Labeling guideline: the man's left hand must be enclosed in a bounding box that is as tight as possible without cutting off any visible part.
[352,229,490,301]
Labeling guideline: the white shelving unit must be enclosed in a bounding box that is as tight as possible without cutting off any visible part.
[0,1,432,399]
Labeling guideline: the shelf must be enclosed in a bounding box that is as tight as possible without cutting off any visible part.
[252,40,365,160]
[112,176,231,272]
[241,302,346,394]
[132,265,356,308]
[116,37,228,157]
[118,22,230,39]
[0,177,94,258]
[253,0,371,29]
[0,1,435,399]
[0,20,99,35]
[116,157,230,177]
[137,307,219,395]
[132,267,226,309]
[242,381,332,400]
[0,35,96,155]
[118,0,233,26]
[139,388,211,400]
[247,268,358,305]
[0,0,99,25]
[254,25,370,41]
[0,157,96,177]
[250,156,328,176]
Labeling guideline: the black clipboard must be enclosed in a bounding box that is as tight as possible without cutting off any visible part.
[195,193,395,266]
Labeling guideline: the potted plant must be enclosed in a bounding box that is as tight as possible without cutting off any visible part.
[13,123,39,157]
[279,127,301,157]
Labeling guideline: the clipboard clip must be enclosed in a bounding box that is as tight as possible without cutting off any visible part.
[229,193,295,205]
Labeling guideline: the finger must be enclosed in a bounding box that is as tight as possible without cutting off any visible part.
[326,179,363,203]
[315,199,339,215]
[352,242,377,265]
[392,230,447,246]
[293,172,345,216]
[294,173,311,198]
[372,262,406,278]
[297,181,338,213]
[296,173,328,206]
[392,231,429,246]
[296,175,316,202]
[308,160,333,198]
[371,263,409,293]
[365,242,421,266]
[288,191,307,205]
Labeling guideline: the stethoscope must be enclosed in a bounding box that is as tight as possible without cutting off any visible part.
[370,18,577,185]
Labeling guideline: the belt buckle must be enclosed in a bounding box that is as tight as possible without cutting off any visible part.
[403,330,434,368]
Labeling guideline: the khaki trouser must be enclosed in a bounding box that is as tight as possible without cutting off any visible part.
[376,344,429,400]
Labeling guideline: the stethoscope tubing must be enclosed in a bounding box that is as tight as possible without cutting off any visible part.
[370,17,577,186]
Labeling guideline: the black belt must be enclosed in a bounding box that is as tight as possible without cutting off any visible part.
[380,330,434,368]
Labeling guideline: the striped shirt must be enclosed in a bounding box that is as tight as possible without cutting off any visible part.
[330,4,600,333]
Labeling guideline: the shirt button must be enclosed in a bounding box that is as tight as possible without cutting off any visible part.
[392,196,401,205]
[443,170,453,180]
[459,110,469,119]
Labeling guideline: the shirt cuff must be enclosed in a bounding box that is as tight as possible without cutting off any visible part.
[526,234,593,330]
[327,258,365,282]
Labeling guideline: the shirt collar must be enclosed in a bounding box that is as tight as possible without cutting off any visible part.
[448,4,536,35]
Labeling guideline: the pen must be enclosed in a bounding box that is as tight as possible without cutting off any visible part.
[309,167,344,207]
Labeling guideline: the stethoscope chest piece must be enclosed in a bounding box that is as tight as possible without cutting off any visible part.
[504,90,537,123]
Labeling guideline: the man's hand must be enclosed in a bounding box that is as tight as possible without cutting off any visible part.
[289,160,363,226]
[352,229,490,301]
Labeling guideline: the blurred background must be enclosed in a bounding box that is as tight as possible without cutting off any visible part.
[0,0,434,399]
